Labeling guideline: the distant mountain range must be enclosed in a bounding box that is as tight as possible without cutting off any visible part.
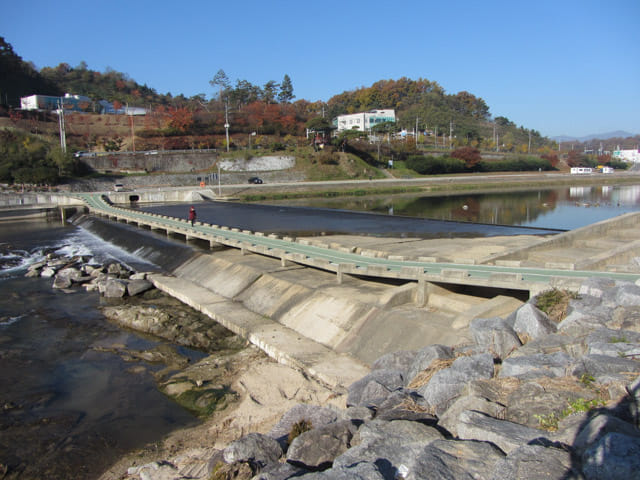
[552,131,637,143]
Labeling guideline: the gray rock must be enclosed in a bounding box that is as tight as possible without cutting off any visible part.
[406,344,454,384]
[579,277,618,300]
[574,412,640,452]
[505,380,597,429]
[470,317,521,359]
[572,354,640,383]
[418,353,495,411]
[588,342,640,358]
[438,394,507,436]
[456,410,549,454]
[223,433,283,471]
[253,461,309,480]
[558,310,609,336]
[52,274,73,289]
[344,406,375,422]
[347,369,405,407]
[102,278,128,298]
[374,390,437,424]
[513,303,557,340]
[489,444,578,480]
[268,404,341,447]
[296,461,385,479]
[286,420,359,470]
[499,352,572,380]
[334,420,443,478]
[40,266,57,278]
[355,419,444,446]
[582,432,640,480]
[408,438,505,480]
[616,283,640,307]
[508,332,585,358]
[127,278,153,296]
[371,350,416,378]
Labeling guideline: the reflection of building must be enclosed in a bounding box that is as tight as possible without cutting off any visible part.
[334,109,395,132]
[20,93,92,112]
[613,149,640,163]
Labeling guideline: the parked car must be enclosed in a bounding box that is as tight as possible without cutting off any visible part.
[113,183,125,192]
[248,177,263,184]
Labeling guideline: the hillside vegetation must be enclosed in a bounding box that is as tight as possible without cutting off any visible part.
[0,37,629,186]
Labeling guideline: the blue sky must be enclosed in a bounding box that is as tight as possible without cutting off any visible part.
[2,0,638,138]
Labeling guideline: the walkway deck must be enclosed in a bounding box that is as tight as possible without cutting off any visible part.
[74,193,640,296]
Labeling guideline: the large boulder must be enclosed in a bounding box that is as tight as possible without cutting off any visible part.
[286,420,359,471]
[346,369,405,407]
[470,317,521,359]
[513,303,557,340]
[490,444,578,480]
[499,352,573,380]
[456,410,548,455]
[223,433,283,472]
[417,353,495,412]
[582,432,640,480]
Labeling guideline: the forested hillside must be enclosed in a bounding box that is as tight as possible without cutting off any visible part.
[1,36,555,153]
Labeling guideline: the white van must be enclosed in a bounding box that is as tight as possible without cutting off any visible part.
[113,183,124,192]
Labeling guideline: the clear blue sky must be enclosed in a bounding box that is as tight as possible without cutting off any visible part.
[2,0,638,138]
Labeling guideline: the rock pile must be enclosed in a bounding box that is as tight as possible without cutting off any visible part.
[127,277,640,480]
[25,251,153,298]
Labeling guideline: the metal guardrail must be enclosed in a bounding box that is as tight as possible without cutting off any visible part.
[73,193,640,295]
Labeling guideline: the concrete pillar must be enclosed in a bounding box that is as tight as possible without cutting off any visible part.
[416,274,428,307]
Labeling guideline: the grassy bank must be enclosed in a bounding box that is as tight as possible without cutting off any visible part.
[238,172,640,202]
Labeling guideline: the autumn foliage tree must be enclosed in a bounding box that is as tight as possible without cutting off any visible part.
[451,146,482,170]
[168,106,194,132]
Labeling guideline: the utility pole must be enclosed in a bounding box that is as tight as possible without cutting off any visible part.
[415,117,419,148]
[449,119,453,149]
[57,98,67,153]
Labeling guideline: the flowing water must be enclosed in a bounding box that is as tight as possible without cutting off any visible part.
[0,221,201,479]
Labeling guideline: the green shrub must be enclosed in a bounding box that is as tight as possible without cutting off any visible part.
[406,155,465,175]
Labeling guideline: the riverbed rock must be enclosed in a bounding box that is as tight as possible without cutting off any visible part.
[126,278,153,296]
[103,278,128,298]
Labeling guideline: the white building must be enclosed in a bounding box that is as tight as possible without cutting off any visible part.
[334,109,395,132]
[613,149,640,163]
[21,93,92,112]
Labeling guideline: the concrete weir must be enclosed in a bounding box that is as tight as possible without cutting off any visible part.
[145,245,522,391]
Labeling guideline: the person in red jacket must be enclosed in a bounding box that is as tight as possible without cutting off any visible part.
[188,206,196,226]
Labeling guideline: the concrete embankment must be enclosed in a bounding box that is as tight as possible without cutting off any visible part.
[146,245,523,390]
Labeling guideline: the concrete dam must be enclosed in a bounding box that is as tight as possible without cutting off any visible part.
[72,212,526,390]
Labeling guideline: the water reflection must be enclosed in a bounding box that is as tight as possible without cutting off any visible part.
[273,185,640,231]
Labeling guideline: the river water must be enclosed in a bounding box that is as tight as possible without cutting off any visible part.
[2,183,640,479]
[0,222,201,479]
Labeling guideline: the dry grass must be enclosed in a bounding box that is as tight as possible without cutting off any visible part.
[407,358,456,389]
